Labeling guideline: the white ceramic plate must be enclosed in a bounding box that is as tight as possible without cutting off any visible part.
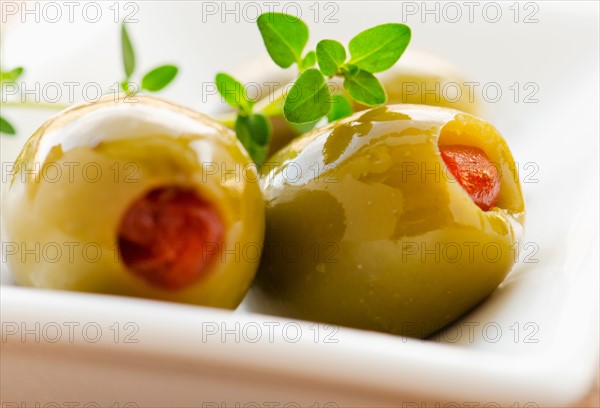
[1,1,598,406]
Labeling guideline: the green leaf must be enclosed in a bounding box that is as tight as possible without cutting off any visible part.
[343,69,386,106]
[328,94,353,122]
[0,116,16,135]
[316,40,346,77]
[0,67,24,83]
[299,51,316,71]
[121,22,136,79]
[235,113,272,165]
[348,23,411,73]
[257,12,309,68]
[284,68,331,124]
[141,65,178,91]
[215,73,254,113]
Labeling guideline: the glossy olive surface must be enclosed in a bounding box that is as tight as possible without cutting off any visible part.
[2,95,264,308]
[252,105,525,338]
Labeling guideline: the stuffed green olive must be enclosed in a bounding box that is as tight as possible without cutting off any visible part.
[251,104,524,338]
[2,95,264,308]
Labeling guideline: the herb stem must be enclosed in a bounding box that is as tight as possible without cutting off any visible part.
[215,88,285,130]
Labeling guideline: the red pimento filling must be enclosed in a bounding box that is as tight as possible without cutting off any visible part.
[118,187,223,290]
[440,145,501,211]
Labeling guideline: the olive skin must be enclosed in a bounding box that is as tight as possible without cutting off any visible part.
[251,105,524,338]
[2,95,264,309]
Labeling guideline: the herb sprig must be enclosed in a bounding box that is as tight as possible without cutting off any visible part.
[282,19,411,123]
[215,73,272,165]
[120,23,179,94]
[216,12,411,164]
[0,23,179,136]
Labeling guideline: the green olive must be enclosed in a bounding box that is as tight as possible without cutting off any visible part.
[352,50,482,115]
[250,104,524,338]
[2,95,264,309]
